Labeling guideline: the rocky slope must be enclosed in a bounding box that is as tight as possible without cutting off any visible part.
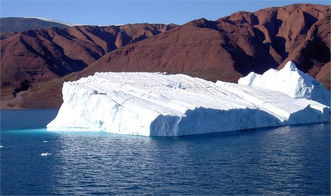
[0,23,175,100]
[1,4,330,109]
[82,4,330,82]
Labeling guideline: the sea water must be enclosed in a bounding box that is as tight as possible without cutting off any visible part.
[1,110,330,195]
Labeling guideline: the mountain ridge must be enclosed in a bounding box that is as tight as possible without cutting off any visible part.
[0,17,71,34]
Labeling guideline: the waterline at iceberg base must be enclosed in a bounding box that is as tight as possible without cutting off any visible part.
[47,62,330,136]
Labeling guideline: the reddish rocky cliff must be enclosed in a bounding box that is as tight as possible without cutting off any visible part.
[1,24,175,96]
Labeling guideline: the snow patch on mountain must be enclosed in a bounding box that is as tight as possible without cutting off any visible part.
[24,17,76,26]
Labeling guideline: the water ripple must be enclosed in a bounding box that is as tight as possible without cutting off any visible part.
[1,123,330,195]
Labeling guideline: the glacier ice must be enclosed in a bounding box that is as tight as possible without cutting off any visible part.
[238,61,330,106]
[40,152,52,156]
[47,66,330,136]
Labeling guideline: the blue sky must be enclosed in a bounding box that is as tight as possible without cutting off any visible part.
[1,0,330,25]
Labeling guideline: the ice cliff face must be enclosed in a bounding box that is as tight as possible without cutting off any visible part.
[47,66,330,136]
[238,61,330,106]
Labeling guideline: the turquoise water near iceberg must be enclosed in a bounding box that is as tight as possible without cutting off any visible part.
[1,110,330,195]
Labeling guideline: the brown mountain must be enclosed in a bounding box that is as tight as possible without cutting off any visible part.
[1,4,330,109]
[0,23,175,98]
[81,4,330,81]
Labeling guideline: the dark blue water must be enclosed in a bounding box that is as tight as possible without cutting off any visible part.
[1,109,58,131]
[1,110,330,195]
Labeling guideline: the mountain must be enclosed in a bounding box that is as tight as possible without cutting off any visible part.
[0,4,330,109]
[81,4,330,82]
[0,23,176,100]
[0,17,71,34]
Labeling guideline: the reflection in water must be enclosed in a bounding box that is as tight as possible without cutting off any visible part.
[1,123,330,195]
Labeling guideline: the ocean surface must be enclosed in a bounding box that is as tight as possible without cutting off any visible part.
[1,110,330,195]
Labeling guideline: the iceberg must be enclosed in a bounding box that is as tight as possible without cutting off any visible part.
[40,152,52,156]
[238,61,330,106]
[47,67,330,136]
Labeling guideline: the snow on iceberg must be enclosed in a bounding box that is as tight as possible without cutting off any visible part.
[47,71,330,136]
[238,61,330,106]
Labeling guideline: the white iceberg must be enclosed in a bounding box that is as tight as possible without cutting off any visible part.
[47,66,330,136]
[40,152,52,156]
[238,61,330,106]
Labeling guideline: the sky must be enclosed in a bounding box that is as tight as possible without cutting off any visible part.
[1,0,330,25]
